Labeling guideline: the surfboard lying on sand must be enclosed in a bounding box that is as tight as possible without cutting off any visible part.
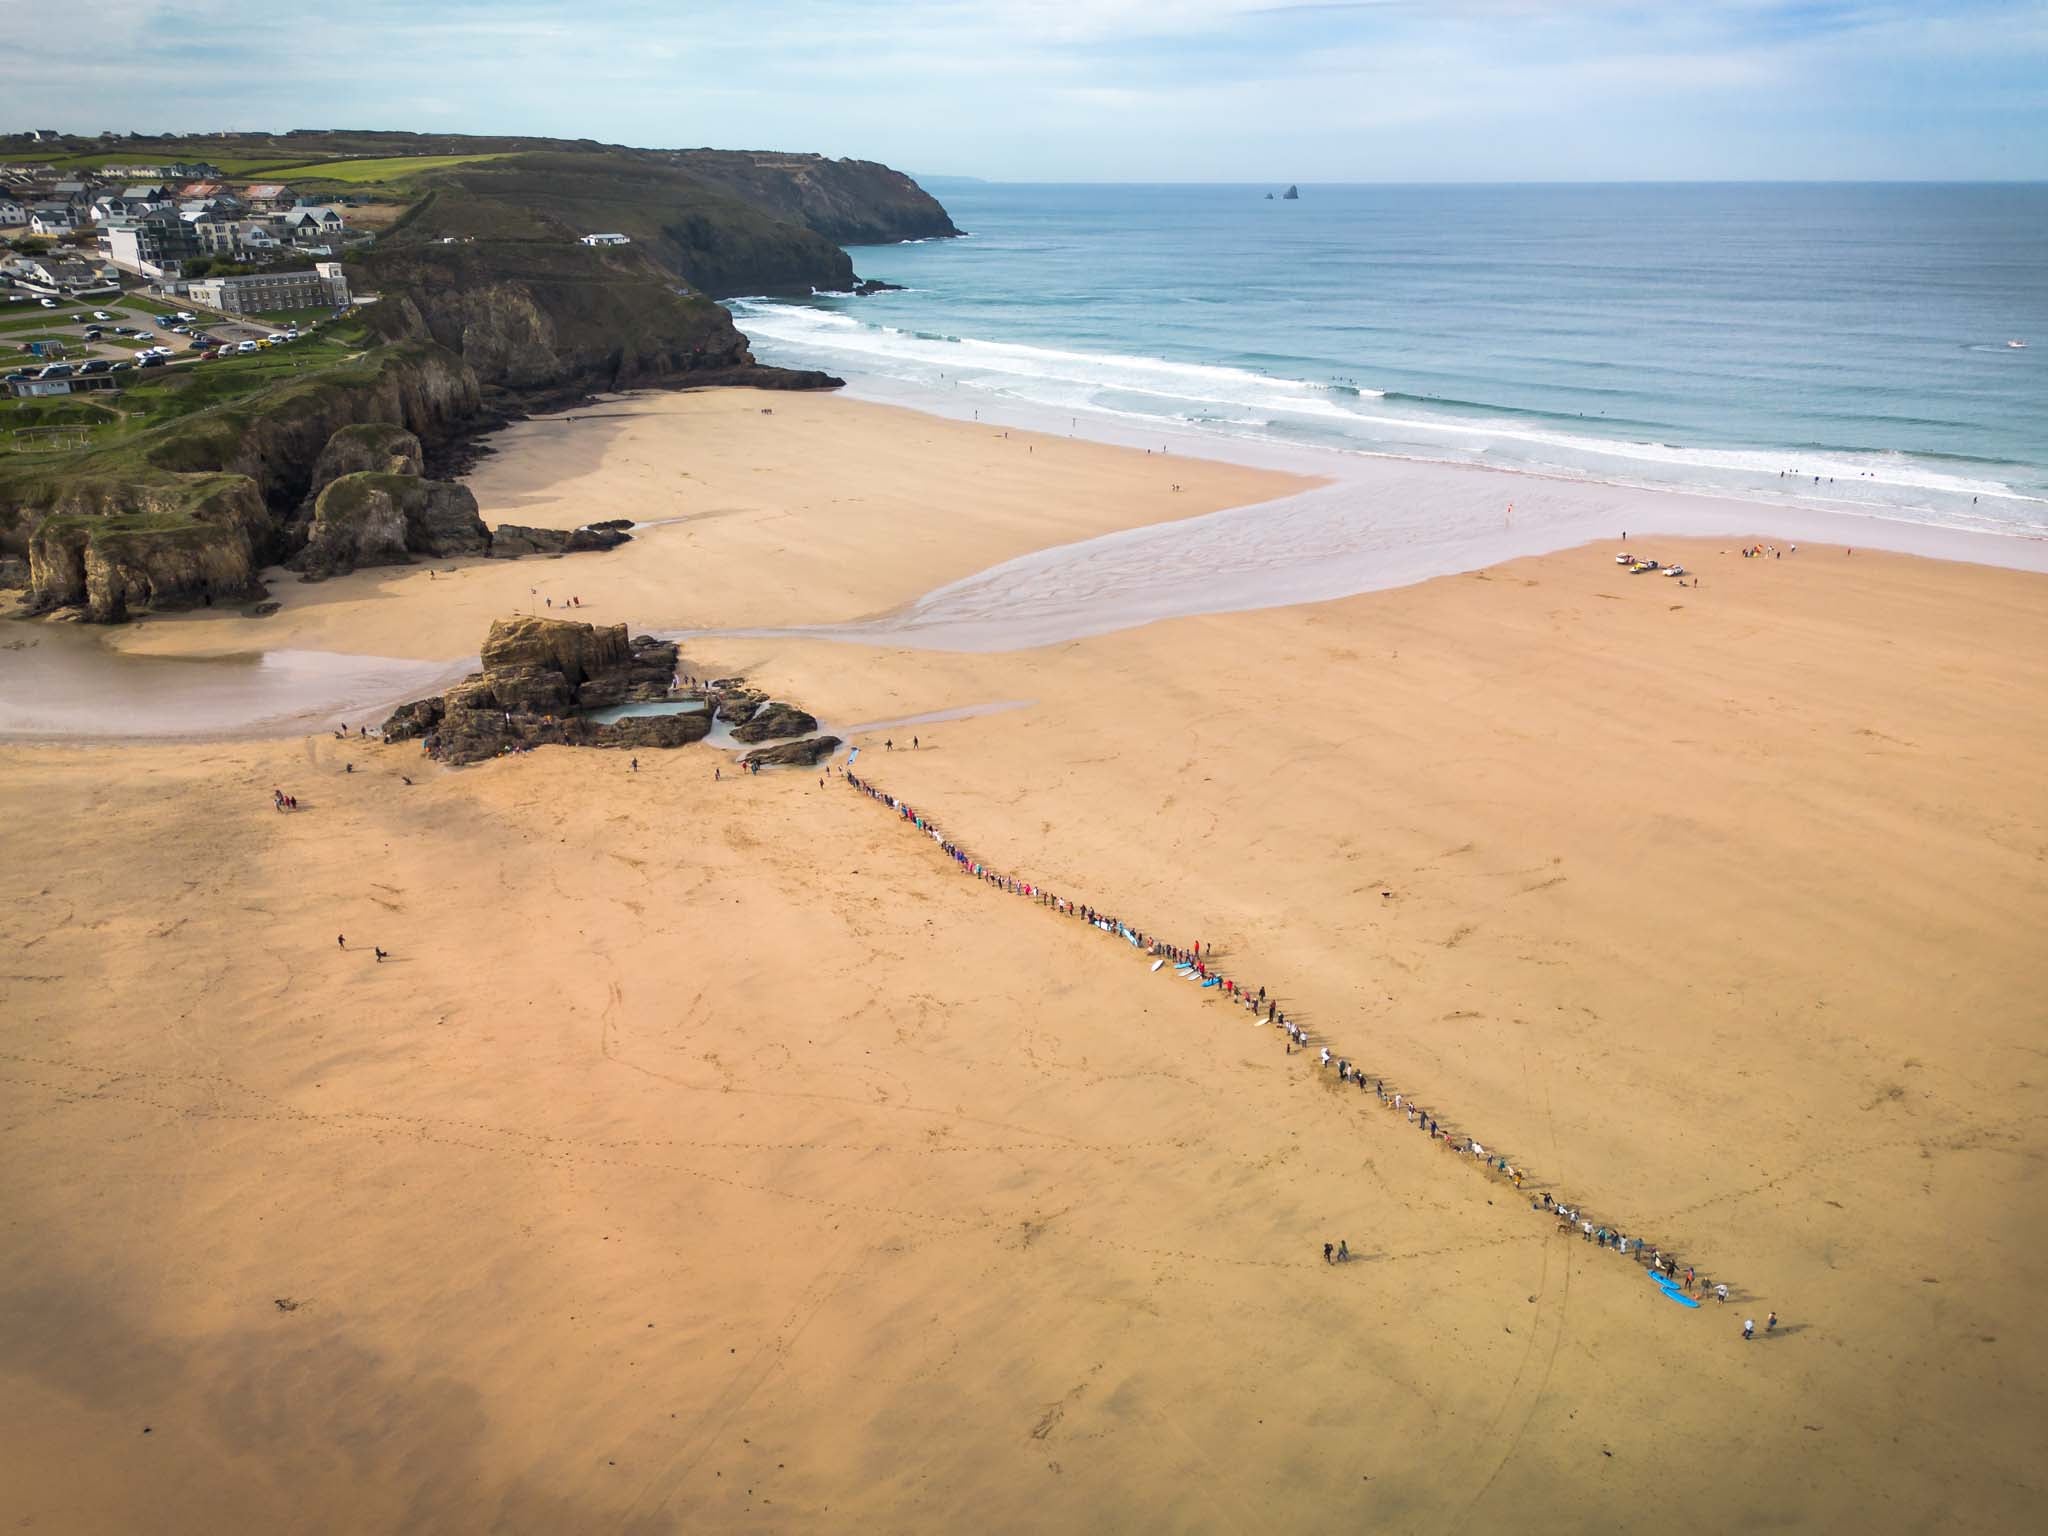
[1150,959,1164,972]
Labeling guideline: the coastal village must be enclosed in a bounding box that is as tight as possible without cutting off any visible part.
[1,150,365,397]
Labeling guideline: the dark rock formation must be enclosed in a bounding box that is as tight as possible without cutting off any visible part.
[291,472,490,578]
[742,735,842,769]
[486,523,633,558]
[0,554,28,590]
[852,279,905,296]
[1282,185,1300,200]
[713,686,765,725]
[386,616,705,766]
[730,702,819,744]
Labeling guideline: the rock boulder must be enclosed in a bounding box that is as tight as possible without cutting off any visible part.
[293,472,490,578]
[730,702,819,743]
[742,735,842,769]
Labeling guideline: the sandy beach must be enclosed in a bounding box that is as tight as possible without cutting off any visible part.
[4,390,2045,1533]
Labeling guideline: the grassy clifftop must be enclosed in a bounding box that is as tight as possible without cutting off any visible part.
[375,151,859,297]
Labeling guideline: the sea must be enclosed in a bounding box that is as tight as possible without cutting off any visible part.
[730,182,2048,540]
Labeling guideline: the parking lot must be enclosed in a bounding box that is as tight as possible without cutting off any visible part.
[4,289,319,383]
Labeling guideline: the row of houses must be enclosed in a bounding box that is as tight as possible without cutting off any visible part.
[3,170,357,273]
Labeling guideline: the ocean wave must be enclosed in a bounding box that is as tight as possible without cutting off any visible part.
[727,300,2044,513]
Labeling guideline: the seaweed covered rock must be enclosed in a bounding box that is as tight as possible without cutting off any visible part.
[730,702,819,743]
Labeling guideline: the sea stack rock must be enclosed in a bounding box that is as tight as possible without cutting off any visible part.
[1282,185,1300,201]
[384,616,707,765]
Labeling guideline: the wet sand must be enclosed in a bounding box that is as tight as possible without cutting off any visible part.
[3,391,2045,1533]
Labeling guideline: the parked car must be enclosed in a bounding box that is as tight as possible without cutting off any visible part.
[136,354,166,369]
[91,310,113,320]
[214,345,235,359]
[106,361,129,373]
[38,297,56,307]
[153,314,178,325]
[38,363,74,379]
[236,340,259,354]
[131,331,154,340]
[3,371,29,383]
[78,358,112,375]
[82,327,102,339]
[175,310,196,322]
[112,326,136,336]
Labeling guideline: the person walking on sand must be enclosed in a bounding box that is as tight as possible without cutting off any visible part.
[1715,1283,1729,1304]
[337,934,345,950]
[1323,1242,1334,1264]
[1742,1318,1755,1341]
[374,946,387,962]
[1337,1239,1350,1263]
[630,757,639,772]
[1767,1311,1778,1333]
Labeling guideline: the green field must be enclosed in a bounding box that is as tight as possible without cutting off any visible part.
[23,151,311,176]
[276,153,518,184]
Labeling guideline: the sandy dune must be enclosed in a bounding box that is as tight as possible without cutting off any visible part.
[4,392,2045,1533]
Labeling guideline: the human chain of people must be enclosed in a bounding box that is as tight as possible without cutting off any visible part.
[842,766,1783,1337]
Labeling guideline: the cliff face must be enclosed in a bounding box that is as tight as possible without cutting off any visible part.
[660,151,961,245]
[27,477,271,622]
[359,238,755,393]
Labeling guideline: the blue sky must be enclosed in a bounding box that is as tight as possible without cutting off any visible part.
[14,0,2048,180]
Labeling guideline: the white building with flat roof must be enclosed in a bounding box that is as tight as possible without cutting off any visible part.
[184,260,349,315]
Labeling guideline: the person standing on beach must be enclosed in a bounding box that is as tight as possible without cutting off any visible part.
[1767,1311,1778,1333]
[1743,1318,1756,1340]
[1323,1242,1334,1264]
[337,935,345,949]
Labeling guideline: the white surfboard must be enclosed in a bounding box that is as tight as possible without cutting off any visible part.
[1150,959,1164,972]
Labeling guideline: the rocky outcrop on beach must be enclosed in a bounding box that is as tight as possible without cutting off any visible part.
[731,702,820,743]
[741,735,842,769]
[713,686,767,725]
[386,616,699,765]
[383,616,833,768]
[291,472,490,578]
[486,523,633,559]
